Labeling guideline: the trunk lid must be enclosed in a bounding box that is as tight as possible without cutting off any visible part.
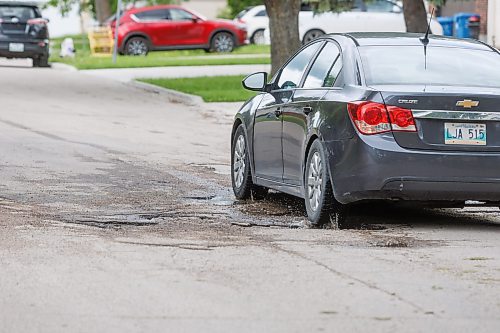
[376,85,500,152]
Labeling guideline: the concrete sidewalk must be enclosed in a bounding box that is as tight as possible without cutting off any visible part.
[81,64,271,82]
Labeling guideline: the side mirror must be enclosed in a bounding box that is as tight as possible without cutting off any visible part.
[392,5,402,13]
[242,72,268,91]
[192,16,199,23]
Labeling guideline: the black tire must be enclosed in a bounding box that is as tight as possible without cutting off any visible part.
[251,29,265,45]
[231,124,268,200]
[210,32,235,53]
[125,37,149,56]
[304,139,347,228]
[33,54,49,68]
[302,29,325,44]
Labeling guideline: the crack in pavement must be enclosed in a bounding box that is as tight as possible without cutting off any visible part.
[0,118,122,155]
[266,243,431,315]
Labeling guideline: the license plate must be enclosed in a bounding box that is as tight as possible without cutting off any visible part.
[8,43,24,52]
[444,122,486,145]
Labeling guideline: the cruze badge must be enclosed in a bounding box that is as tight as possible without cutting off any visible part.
[456,99,479,108]
[398,99,418,104]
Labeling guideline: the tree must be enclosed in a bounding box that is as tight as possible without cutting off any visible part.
[265,0,445,74]
[47,0,178,25]
[264,0,301,76]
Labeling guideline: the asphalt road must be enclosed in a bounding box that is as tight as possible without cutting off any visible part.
[0,61,499,332]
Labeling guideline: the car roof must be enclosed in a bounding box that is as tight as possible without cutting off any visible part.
[327,32,493,51]
[127,4,187,14]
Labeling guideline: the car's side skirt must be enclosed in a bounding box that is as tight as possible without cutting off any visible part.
[254,176,304,199]
[151,44,210,51]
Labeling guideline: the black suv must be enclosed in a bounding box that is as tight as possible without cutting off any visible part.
[0,1,49,67]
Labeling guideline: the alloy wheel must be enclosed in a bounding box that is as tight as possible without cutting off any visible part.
[303,30,324,44]
[127,39,148,56]
[307,151,323,212]
[233,134,246,189]
[252,30,265,45]
[213,33,234,52]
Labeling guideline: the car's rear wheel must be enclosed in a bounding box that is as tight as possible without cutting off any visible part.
[251,29,265,45]
[33,54,49,68]
[304,139,347,228]
[125,37,149,56]
[211,32,235,53]
[302,29,325,44]
[232,124,268,200]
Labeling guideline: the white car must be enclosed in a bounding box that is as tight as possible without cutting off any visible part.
[234,5,269,44]
[246,0,443,45]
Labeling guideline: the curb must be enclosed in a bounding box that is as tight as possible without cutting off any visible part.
[128,80,204,106]
[50,62,78,72]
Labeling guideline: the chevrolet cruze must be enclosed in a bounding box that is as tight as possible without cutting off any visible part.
[231,33,500,227]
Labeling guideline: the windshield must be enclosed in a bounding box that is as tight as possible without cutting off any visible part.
[359,46,500,88]
[0,5,39,20]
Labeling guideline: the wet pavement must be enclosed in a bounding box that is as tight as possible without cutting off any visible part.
[0,63,499,332]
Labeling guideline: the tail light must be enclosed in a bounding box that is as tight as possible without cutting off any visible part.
[27,18,48,26]
[348,101,416,135]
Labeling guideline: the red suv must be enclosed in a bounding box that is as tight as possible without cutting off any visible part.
[111,5,248,55]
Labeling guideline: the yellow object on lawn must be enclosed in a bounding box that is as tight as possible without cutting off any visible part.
[88,27,114,57]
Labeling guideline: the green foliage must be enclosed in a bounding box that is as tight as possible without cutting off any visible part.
[227,0,264,17]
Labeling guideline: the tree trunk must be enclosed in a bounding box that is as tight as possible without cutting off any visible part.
[264,0,301,76]
[95,0,113,25]
[402,0,429,33]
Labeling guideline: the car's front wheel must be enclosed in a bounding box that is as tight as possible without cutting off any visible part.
[232,124,268,200]
[125,37,149,56]
[211,32,235,53]
[251,29,265,45]
[304,139,347,228]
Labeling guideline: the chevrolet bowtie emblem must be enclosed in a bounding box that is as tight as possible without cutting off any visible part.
[456,99,479,108]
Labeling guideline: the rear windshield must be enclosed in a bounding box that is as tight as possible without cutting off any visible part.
[0,5,39,20]
[359,46,500,88]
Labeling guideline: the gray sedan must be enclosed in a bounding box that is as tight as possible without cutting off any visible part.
[231,32,500,227]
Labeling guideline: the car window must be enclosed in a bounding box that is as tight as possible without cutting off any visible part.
[365,0,397,13]
[255,10,267,17]
[359,46,500,88]
[134,9,169,21]
[235,8,249,20]
[0,5,38,20]
[277,42,322,90]
[169,8,194,21]
[303,43,343,88]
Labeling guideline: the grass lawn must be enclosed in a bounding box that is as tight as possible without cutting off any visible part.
[139,75,258,102]
[50,34,270,70]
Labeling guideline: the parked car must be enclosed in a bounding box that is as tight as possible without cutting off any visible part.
[110,5,248,55]
[0,1,50,67]
[235,3,313,45]
[259,0,443,44]
[232,32,500,227]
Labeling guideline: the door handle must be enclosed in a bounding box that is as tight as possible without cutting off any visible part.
[274,107,282,117]
[303,106,313,114]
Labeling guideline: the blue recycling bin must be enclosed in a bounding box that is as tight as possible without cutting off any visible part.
[454,13,480,38]
[437,16,454,36]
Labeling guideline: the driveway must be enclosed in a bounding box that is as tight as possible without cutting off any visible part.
[0,63,499,332]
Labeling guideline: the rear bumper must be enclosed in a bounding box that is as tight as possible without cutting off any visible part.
[327,134,500,204]
[0,40,48,58]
